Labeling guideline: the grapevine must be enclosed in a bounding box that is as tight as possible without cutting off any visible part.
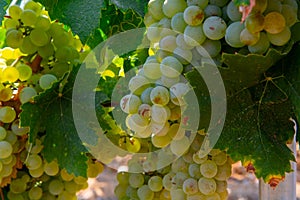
[0,0,298,199]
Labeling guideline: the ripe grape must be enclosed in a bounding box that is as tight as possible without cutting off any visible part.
[187,0,208,9]
[20,36,37,54]
[30,28,50,47]
[39,74,57,90]
[170,83,190,106]
[170,135,190,156]
[126,137,141,153]
[198,177,216,195]
[129,173,144,188]
[0,88,13,102]
[226,1,242,21]
[138,104,151,119]
[212,151,227,165]
[161,75,180,88]
[188,163,202,178]
[214,162,232,181]
[114,184,128,199]
[200,160,218,178]
[19,87,37,104]
[9,5,22,20]
[168,123,185,140]
[6,29,23,49]
[137,185,154,200]
[141,87,153,105]
[170,188,186,200]
[120,94,142,114]
[183,178,199,194]
[20,9,37,26]
[148,0,165,20]
[16,64,32,81]
[267,26,291,46]
[147,23,161,43]
[173,47,193,64]
[151,104,170,124]
[29,165,44,178]
[245,12,265,33]
[4,18,19,30]
[203,16,227,40]
[150,85,170,105]
[148,176,163,192]
[0,141,13,159]
[0,127,7,140]
[240,28,260,46]
[162,0,187,18]
[10,179,27,193]
[183,6,205,26]
[176,34,193,50]
[128,75,150,95]
[126,114,149,133]
[159,35,177,53]
[264,12,286,34]
[24,1,42,14]
[204,5,222,17]
[151,133,172,148]
[171,13,187,34]
[252,0,267,13]
[264,0,282,14]
[28,187,43,200]
[38,43,55,58]
[196,39,221,58]
[26,154,43,170]
[160,56,183,78]
[44,160,59,176]
[48,179,64,195]
[281,4,298,27]
[11,119,29,136]
[184,25,206,46]
[0,106,16,123]
[225,22,245,48]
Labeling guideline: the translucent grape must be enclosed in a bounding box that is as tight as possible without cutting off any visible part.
[38,43,55,58]
[216,180,227,193]
[245,12,265,33]
[160,56,183,78]
[20,9,37,26]
[198,177,216,195]
[264,12,286,34]
[212,151,227,165]
[170,135,190,156]
[0,106,16,123]
[20,36,37,54]
[203,16,227,40]
[141,87,153,105]
[169,105,181,121]
[44,160,59,176]
[214,162,232,181]
[11,119,29,136]
[148,176,163,192]
[159,35,177,53]
[196,39,221,58]
[19,87,37,104]
[29,165,44,178]
[30,28,49,47]
[168,123,185,140]
[171,13,187,33]
[204,5,222,17]
[226,1,242,21]
[28,187,43,200]
[252,0,267,12]
[24,1,42,14]
[0,126,7,140]
[9,5,22,20]
[53,32,72,48]
[120,94,142,114]
[187,0,208,9]
[225,22,245,48]
[148,0,165,20]
[173,47,193,64]
[267,26,291,46]
[150,85,170,106]
[188,163,202,178]
[39,74,57,90]
[240,28,260,46]
[0,141,12,159]
[151,133,172,148]
[10,179,27,193]
[126,114,149,133]
[281,4,298,27]
[129,173,144,188]
[128,75,150,95]
[26,154,43,170]
[60,169,74,181]
[170,188,186,200]
[183,178,199,195]
[16,64,32,81]
[2,66,19,82]
[114,184,128,199]
[176,34,194,50]
[162,0,187,18]
[159,18,177,38]
[147,23,161,43]
[138,103,151,119]
[183,6,205,26]
[137,185,154,200]
[48,179,64,195]
[4,18,19,29]
[0,88,13,101]
[151,104,170,124]
[35,15,51,31]
[206,193,221,200]
[187,192,206,200]
[200,160,218,178]
[6,29,23,49]
[184,25,206,46]
[264,0,282,14]
[170,83,190,106]
[126,137,141,153]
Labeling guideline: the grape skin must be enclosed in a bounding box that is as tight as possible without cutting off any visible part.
[203,16,227,40]
[183,6,205,26]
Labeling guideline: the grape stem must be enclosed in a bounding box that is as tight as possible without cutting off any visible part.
[30,54,42,73]
[0,188,4,200]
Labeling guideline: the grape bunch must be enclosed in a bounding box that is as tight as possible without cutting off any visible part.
[115,134,232,200]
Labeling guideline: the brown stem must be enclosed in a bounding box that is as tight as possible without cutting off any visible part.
[30,54,42,73]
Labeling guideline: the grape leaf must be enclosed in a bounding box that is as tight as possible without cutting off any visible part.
[0,0,11,26]
[233,0,250,6]
[110,0,149,16]
[20,66,110,177]
[35,0,104,44]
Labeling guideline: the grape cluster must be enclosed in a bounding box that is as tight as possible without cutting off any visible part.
[115,135,232,200]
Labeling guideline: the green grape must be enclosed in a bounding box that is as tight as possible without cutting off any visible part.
[19,87,37,104]
[44,160,59,176]
[11,119,29,136]
[187,192,206,200]
[0,87,13,101]
[50,62,70,78]
[64,181,78,193]
[20,9,38,26]
[55,46,74,61]
[20,36,38,55]
[170,83,190,106]
[170,188,186,200]
[29,165,44,178]
[161,75,180,88]
[188,163,202,179]
[245,12,265,33]
[28,187,43,200]
[281,4,298,27]
[7,191,25,200]
[48,179,64,195]
[126,114,149,133]
[203,16,227,40]
[158,18,177,38]
[117,172,129,185]
[212,151,227,166]
[171,157,188,173]
[210,0,229,7]
[176,34,193,50]
[225,21,245,48]
[196,39,221,58]
[150,86,170,105]
[0,126,7,140]
[125,137,141,153]
[0,106,16,123]
[168,123,185,140]
[114,184,128,199]
[138,104,151,119]
[35,15,51,31]
[267,26,291,46]
[60,168,74,181]
[147,23,161,43]
[87,161,103,178]
[128,75,150,95]
[53,32,71,48]
[2,66,19,82]
[151,133,172,148]
[264,12,286,34]
[120,94,142,114]
[173,47,193,64]
[58,191,76,200]
[38,42,54,58]
[226,1,242,21]
[264,0,282,14]
[184,25,206,46]
[183,178,199,195]
[198,177,216,195]
[216,180,227,193]
[5,131,17,145]
[162,172,174,190]
[30,28,49,47]
[183,6,205,26]
[187,0,208,9]
[10,179,27,193]
[148,176,163,192]
[200,160,218,178]
[160,189,171,199]
[4,18,19,29]
[143,57,162,80]
[9,5,22,20]
[240,28,260,46]
[141,87,153,105]
[206,193,221,200]
[144,12,157,27]
[137,185,154,200]
[26,154,43,170]
[47,23,65,38]
[214,161,232,181]
[42,192,56,200]
[204,5,222,17]
[39,74,57,90]
[162,0,187,18]
[129,173,144,188]
[171,13,187,33]
[252,0,267,12]
[170,136,190,156]
[17,64,32,81]
[6,29,23,49]
[0,141,12,159]
[159,35,177,53]
[24,1,42,15]
[148,0,165,20]
[160,56,183,78]
[171,171,189,189]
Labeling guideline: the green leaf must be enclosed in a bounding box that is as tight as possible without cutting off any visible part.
[233,0,250,6]
[291,22,300,43]
[20,67,90,177]
[0,0,12,26]
[36,0,104,44]
[111,0,149,16]
[0,27,6,48]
